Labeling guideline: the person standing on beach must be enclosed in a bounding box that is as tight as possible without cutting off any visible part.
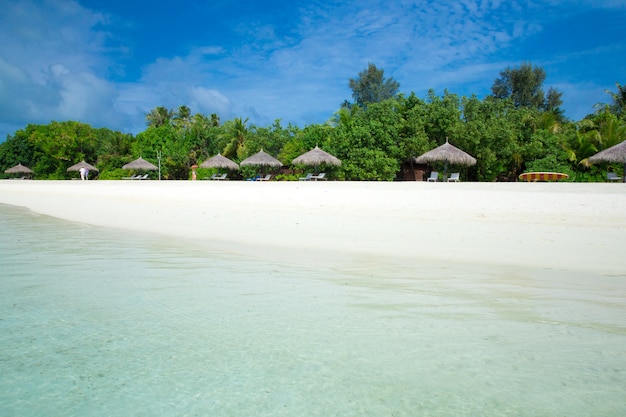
[79,167,86,180]
[84,168,89,180]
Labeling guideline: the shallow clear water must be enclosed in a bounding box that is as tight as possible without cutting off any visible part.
[1,204,625,416]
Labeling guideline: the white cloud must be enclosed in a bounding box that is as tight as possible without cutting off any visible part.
[0,0,121,133]
[189,87,233,116]
[0,0,622,139]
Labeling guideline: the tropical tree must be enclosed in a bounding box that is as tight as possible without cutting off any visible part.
[247,119,297,158]
[0,127,37,177]
[349,63,400,107]
[186,113,222,164]
[173,105,192,130]
[328,105,360,128]
[220,117,249,160]
[562,126,598,167]
[146,106,174,127]
[331,98,428,180]
[595,82,626,118]
[491,62,563,114]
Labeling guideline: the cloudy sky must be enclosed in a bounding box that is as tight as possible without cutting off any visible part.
[1,0,624,140]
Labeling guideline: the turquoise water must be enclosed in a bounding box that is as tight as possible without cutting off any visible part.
[1,204,625,416]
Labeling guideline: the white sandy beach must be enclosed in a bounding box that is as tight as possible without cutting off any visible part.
[0,180,625,274]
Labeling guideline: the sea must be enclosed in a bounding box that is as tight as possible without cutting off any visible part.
[1,203,625,416]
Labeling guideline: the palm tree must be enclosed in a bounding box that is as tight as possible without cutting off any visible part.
[210,113,221,127]
[173,105,192,130]
[328,104,359,127]
[146,106,174,127]
[607,82,626,117]
[221,117,249,159]
[573,113,626,166]
[595,82,626,117]
[563,129,598,166]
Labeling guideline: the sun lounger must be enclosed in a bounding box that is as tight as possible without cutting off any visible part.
[607,172,621,182]
[427,171,438,182]
[299,173,313,181]
[312,172,327,181]
[214,173,228,180]
[122,174,140,180]
[447,173,460,182]
[255,174,272,181]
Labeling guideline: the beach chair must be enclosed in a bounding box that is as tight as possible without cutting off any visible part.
[299,173,313,181]
[312,172,327,181]
[607,172,621,182]
[427,171,438,182]
[447,172,460,182]
[256,174,272,181]
[215,173,228,181]
[138,174,150,180]
[122,174,139,180]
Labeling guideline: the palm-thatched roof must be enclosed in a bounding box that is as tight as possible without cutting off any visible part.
[414,138,477,166]
[292,146,341,166]
[4,163,34,174]
[67,160,99,172]
[200,153,240,170]
[122,157,158,170]
[240,149,283,167]
[588,139,626,164]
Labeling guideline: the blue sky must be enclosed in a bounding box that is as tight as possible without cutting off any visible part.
[1,0,625,140]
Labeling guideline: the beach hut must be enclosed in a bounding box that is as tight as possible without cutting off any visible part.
[414,138,477,180]
[4,163,34,178]
[588,139,626,183]
[292,146,341,174]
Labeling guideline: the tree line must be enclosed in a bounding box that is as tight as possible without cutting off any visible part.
[1,63,624,181]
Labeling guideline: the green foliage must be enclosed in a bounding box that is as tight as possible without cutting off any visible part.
[349,63,400,108]
[595,82,626,118]
[491,62,563,114]
[247,119,297,160]
[523,154,573,178]
[339,148,398,181]
[274,173,300,181]
[0,127,36,178]
[1,71,621,183]
[146,106,174,127]
[98,168,129,180]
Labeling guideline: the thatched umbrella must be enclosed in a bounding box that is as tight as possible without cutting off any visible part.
[4,163,34,175]
[588,139,626,183]
[414,138,477,179]
[122,157,158,171]
[67,160,99,177]
[200,153,240,171]
[67,160,98,180]
[240,149,282,169]
[67,160,99,172]
[292,146,341,173]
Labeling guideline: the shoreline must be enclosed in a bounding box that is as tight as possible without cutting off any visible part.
[1,181,625,274]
